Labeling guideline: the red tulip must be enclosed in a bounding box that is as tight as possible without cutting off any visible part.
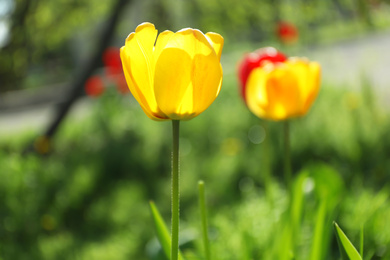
[238,47,287,101]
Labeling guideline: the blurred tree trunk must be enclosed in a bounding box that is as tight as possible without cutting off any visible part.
[42,0,131,141]
[300,0,319,45]
[270,0,281,23]
[331,0,354,19]
[270,0,281,43]
[149,0,174,30]
[355,0,374,28]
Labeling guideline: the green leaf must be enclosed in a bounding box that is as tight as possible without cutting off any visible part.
[334,222,362,260]
[149,201,184,260]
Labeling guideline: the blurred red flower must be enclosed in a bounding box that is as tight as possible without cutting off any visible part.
[277,21,298,44]
[85,75,105,97]
[103,47,129,94]
[103,47,123,77]
[238,47,287,101]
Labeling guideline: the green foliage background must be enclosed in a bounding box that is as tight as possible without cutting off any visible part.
[1,0,390,259]
[1,73,390,259]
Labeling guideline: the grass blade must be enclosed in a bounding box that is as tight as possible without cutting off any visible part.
[198,180,211,260]
[334,222,362,260]
[149,201,184,260]
[309,201,327,260]
[360,224,364,258]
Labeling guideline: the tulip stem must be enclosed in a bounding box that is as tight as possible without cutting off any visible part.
[283,120,292,189]
[171,120,180,260]
[262,122,273,204]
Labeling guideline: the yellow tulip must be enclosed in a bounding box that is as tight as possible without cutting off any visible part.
[245,58,321,121]
[120,22,224,121]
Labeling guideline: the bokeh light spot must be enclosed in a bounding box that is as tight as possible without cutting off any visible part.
[303,177,315,194]
[248,125,266,144]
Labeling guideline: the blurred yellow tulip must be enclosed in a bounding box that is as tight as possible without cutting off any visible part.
[245,58,321,121]
[120,22,224,121]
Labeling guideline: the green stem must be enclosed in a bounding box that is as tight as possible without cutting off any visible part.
[262,122,273,204]
[171,120,180,260]
[283,120,292,189]
[198,180,211,260]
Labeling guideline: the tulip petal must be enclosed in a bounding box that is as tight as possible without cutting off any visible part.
[154,31,192,119]
[245,67,269,119]
[154,30,174,63]
[205,32,224,60]
[266,68,302,120]
[121,22,169,120]
[180,29,222,117]
[246,64,303,121]
[191,54,223,117]
[286,59,321,115]
[165,28,215,58]
[120,46,167,120]
[285,59,310,105]
[154,48,193,120]
[154,29,222,120]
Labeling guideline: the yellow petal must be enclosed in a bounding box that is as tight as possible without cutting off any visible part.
[179,29,222,118]
[154,28,221,120]
[164,28,215,58]
[154,47,193,120]
[205,32,224,60]
[191,52,223,118]
[154,30,174,64]
[120,46,167,121]
[245,67,269,119]
[122,22,168,120]
[265,66,302,120]
[246,63,303,121]
[284,59,310,98]
[286,58,321,115]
